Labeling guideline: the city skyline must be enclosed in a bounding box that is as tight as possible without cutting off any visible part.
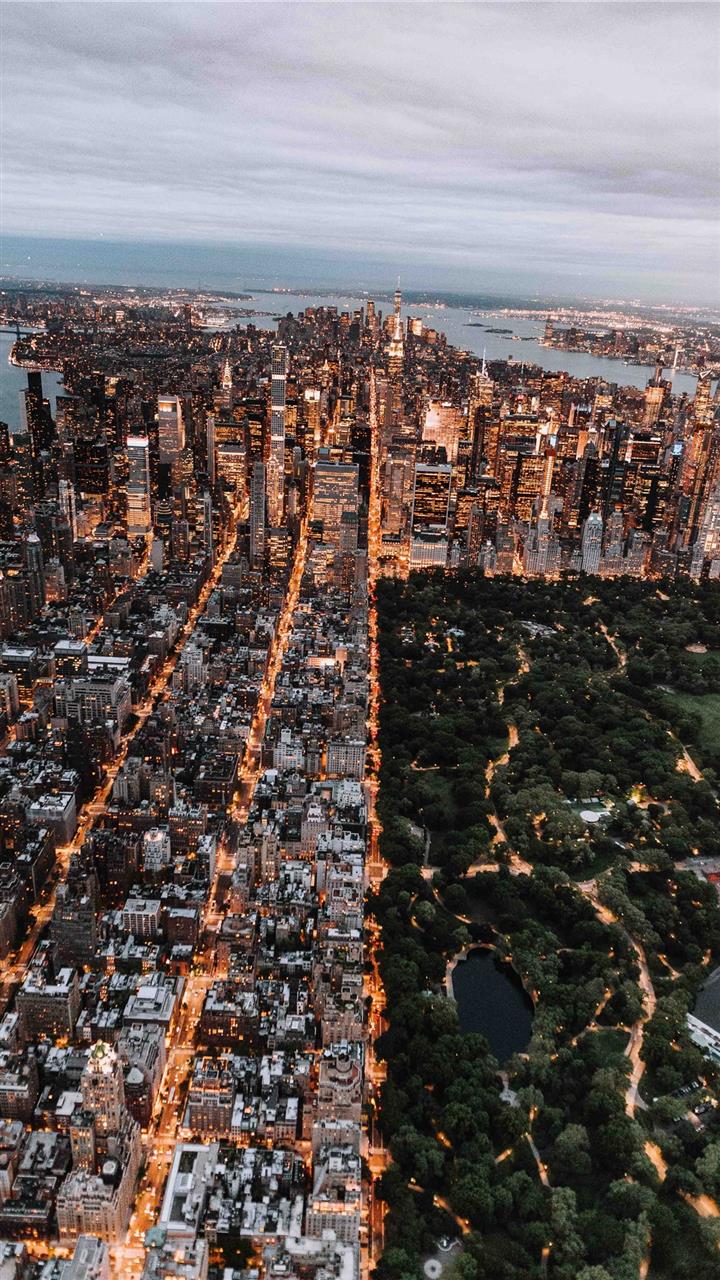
[1,2,720,1276]
[2,2,719,305]
[0,267,719,1277]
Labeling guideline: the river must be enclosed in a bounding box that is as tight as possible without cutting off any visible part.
[242,289,699,396]
[451,946,533,1063]
[1,290,699,435]
[0,331,65,433]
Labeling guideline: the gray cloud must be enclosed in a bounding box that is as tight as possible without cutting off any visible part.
[2,1,718,302]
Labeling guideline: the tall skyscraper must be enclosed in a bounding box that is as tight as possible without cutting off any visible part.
[201,492,214,568]
[206,413,216,486]
[304,389,322,460]
[81,1042,125,1136]
[267,344,288,526]
[250,459,266,569]
[691,483,720,580]
[126,435,152,534]
[411,463,452,532]
[312,459,360,552]
[387,287,404,375]
[220,359,233,411]
[157,395,185,474]
[581,511,603,573]
[58,479,78,540]
[467,356,494,481]
[20,370,53,498]
[642,368,666,430]
[25,532,45,604]
[693,373,714,428]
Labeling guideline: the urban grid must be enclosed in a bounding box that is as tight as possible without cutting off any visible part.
[0,275,718,1280]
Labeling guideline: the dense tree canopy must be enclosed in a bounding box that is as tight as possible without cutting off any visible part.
[374,572,720,1279]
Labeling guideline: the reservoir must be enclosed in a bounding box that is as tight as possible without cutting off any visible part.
[451,947,533,1063]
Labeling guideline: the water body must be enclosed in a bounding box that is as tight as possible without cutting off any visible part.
[0,286,699,435]
[227,290,699,397]
[451,947,533,1063]
[0,331,65,433]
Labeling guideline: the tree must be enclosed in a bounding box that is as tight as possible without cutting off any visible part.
[550,1186,586,1278]
[553,1124,591,1181]
[696,1141,720,1197]
[452,1170,493,1227]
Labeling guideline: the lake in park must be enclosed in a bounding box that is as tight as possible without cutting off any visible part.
[451,947,534,1063]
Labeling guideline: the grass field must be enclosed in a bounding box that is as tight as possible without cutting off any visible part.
[662,689,720,762]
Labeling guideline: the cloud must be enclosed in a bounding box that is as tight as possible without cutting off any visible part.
[2,1,718,302]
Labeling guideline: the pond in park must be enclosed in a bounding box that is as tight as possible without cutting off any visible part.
[451,947,534,1063]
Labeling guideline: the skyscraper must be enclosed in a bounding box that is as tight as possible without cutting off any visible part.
[206,413,216,486]
[267,344,287,526]
[691,483,720,580]
[312,459,360,552]
[126,436,152,534]
[411,463,452,532]
[304,389,322,460]
[20,370,53,498]
[642,368,666,430]
[81,1041,125,1136]
[581,511,603,573]
[221,359,233,411]
[59,479,78,540]
[250,459,266,569]
[201,492,214,568]
[157,395,185,475]
[467,357,494,481]
[387,287,404,375]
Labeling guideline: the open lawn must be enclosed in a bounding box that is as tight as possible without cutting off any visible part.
[663,689,720,761]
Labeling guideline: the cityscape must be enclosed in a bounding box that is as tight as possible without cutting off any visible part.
[1,3,720,1280]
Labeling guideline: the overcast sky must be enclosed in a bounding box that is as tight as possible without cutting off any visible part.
[3,2,718,303]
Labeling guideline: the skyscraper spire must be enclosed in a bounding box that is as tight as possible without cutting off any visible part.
[393,280,403,343]
[387,280,404,372]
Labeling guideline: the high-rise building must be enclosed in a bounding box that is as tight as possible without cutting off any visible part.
[304,389,322,459]
[206,413,216,486]
[58,479,78,540]
[81,1042,125,1136]
[267,344,287,526]
[691,482,720,580]
[250,460,266,569]
[387,286,404,371]
[581,511,603,573]
[216,444,246,497]
[411,463,452,532]
[220,359,233,410]
[201,491,214,567]
[20,371,53,497]
[423,401,463,463]
[126,436,152,534]
[467,357,495,481]
[642,369,666,430]
[312,459,359,552]
[693,373,714,428]
[157,396,184,473]
[513,452,548,521]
